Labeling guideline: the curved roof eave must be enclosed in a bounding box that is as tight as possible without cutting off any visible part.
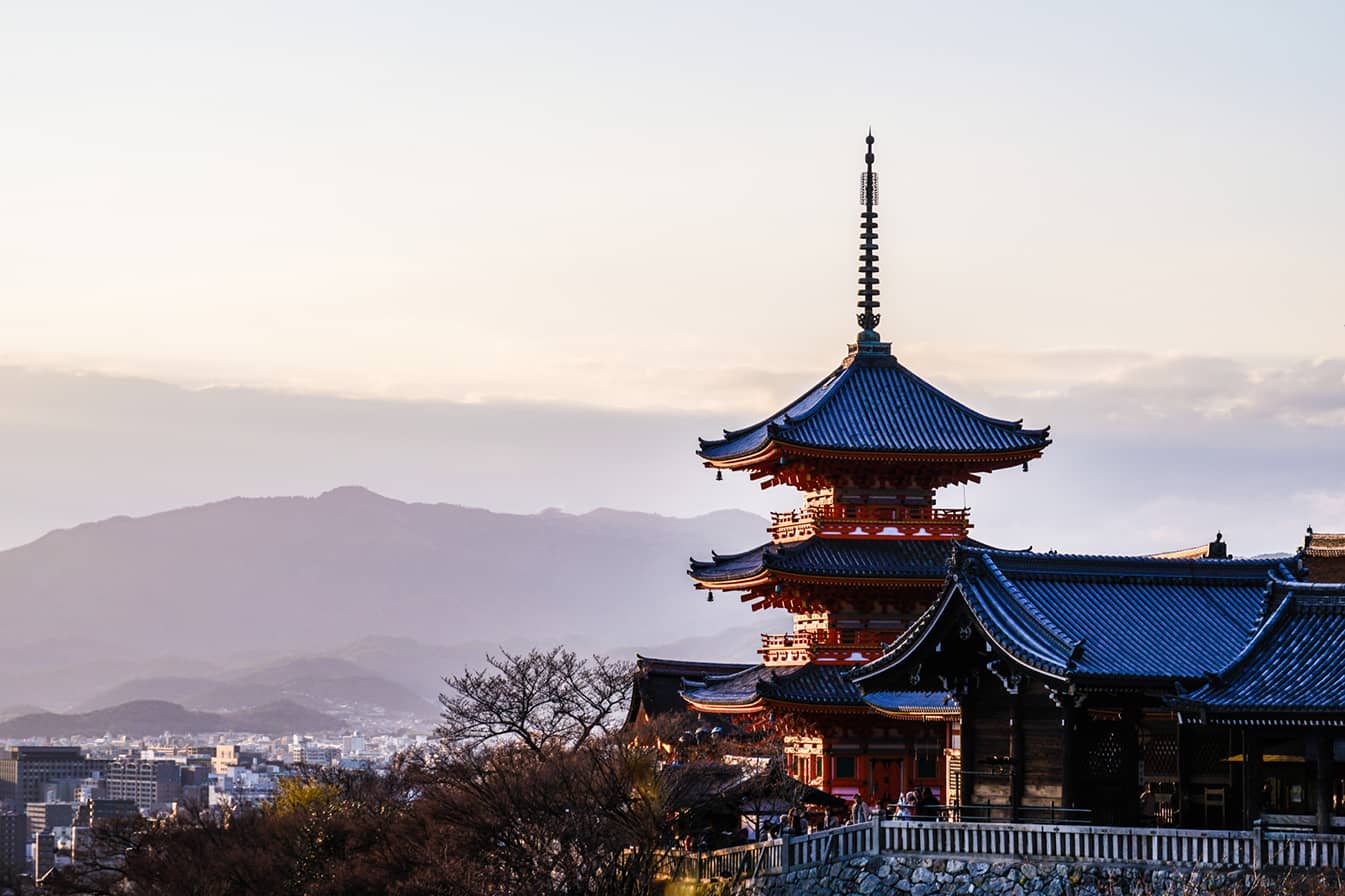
[697,362,851,458]
[679,695,765,715]
[850,590,952,686]
[760,698,872,715]
[957,585,1073,681]
[851,576,1072,687]
[700,436,1052,469]
[689,537,965,587]
[697,349,1051,463]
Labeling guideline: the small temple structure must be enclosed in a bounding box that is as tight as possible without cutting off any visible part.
[678,134,1050,804]
[1304,529,1345,583]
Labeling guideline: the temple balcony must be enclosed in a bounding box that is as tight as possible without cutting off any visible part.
[769,504,971,544]
[760,629,894,666]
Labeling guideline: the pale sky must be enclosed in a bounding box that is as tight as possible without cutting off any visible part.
[1,3,1343,559]
[3,1,1344,408]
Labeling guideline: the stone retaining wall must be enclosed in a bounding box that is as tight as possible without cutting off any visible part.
[693,855,1286,896]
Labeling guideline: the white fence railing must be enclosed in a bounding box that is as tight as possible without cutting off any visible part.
[662,819,1345,881]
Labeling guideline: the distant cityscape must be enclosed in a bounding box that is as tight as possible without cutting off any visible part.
[0,732,423,879]
[0,488,774,886]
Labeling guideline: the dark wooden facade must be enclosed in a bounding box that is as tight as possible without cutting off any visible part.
[853,542,1345,830]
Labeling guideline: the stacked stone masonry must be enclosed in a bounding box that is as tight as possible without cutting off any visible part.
[698,855,1302,896]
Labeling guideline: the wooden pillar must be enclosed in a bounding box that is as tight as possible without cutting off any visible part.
[1176,719,1191,830]
[1010,689,1025,821]
[960,688,976,811]
[1060,701,1077,812]
[1243,730,1263,829]
[1316,731,1333,834]
[1118,704,1140,827]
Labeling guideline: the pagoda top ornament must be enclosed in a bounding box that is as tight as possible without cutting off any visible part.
[856,130,882,347]
[695,132,1050,486]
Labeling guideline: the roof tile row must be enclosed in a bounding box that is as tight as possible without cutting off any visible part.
[854,546,1302,685]
[689,537,969,585]
[698,348,1050,462]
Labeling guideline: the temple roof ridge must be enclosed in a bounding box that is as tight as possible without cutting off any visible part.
[1202,587,1300,683]
[884,359,1045,430]
[847,599,945,686]
[979,550,1084,665]
[853,544,1305,688]
[699,364,846,448]
[957,543,1300,584]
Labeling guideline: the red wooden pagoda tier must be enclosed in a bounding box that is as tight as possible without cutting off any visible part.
[689,537,957,608]
[688,537,974,664]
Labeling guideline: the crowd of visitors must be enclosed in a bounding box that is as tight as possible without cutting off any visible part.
[848,786,943,824]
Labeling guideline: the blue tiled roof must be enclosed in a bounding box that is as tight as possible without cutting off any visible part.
[627,656,756,725]
[681,663,865,709]
[854,545,1301,685]
[1176,580,1345,715]
[757,664,864,706]
[698,346,1050,462]
[681,665,775,708]
[863,691,959,714]
[689,537,970,585]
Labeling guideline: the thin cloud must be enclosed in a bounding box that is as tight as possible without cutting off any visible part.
[0,355,1339,558]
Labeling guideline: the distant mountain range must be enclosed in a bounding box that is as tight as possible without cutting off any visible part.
[0,699,343,738]
[0,489,779,715]
[72,656,434,717]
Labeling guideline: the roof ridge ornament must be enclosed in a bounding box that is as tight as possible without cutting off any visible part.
[853,130,887,355]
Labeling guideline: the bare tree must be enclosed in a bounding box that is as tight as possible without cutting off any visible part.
[437,647,632,754]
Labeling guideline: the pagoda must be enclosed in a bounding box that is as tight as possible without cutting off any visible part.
[681,133,1051,805]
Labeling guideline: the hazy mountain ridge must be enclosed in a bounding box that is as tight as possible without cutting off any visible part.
[0,487,766,654]
[0,705,47,722]
[73,657,433,717]
[0,699,343,738]
[0,490,776,710]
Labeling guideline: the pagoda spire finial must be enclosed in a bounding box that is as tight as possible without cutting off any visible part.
[855,131,882,343]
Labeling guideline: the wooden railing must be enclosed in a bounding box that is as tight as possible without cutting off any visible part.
[761,630,891,649]
[793,505,970,524]
[660,819,1345,882]
[768,505,971,542]
[760,629,893,666]
[656,840,785,881]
